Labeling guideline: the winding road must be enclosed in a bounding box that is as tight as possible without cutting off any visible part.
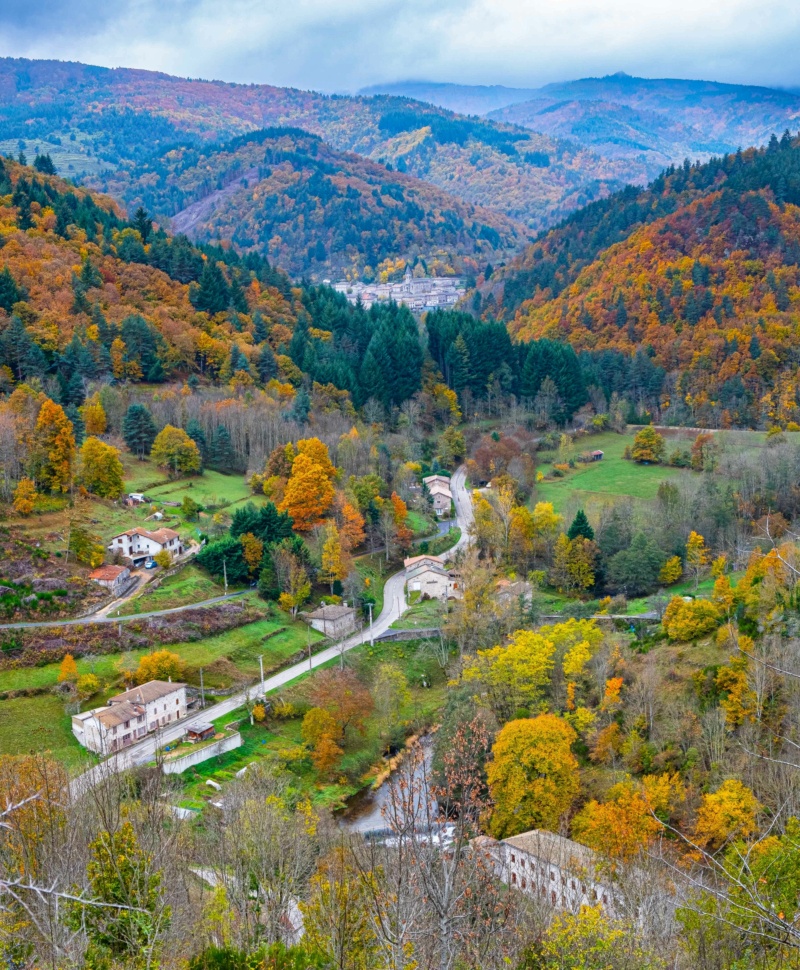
[70,468,473,796]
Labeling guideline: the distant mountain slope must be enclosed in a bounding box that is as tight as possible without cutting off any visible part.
[358,81,541,116]
[100,128,527,279]
[504,134,800,428]
[366,74,800,182]
[0,58,638,236]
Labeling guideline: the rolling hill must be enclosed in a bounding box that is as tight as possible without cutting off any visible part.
[97,128,528,280]
[499,134,800,429]
[367,74,800,181]
[0,57,637,237]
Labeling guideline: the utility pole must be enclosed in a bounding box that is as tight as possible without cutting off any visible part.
[307,621,312,672]
[368,601,374,646]
[223,557,228,594]
[199,667,205,709]
[259,655,264,694]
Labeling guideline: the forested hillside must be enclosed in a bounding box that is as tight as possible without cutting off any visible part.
[99,128,526,280]
[0,58,636,233]
[501,134,800,427]
[371,74,800,181]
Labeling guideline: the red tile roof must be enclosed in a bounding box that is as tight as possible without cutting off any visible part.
[89,565,129,581]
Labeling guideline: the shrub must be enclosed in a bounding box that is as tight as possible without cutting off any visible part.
[662,597,721,641]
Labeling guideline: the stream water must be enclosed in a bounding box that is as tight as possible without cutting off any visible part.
[339,735,436,835]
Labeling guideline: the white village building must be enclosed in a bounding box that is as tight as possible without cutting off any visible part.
[72,680,188,754]
[107,527,183,566]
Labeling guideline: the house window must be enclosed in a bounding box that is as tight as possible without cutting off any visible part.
[550,872,555,881]
[520,859,525,869]
[602,894,608,905]
[521,879,526,889]
[511,873,516,885]
[551,891,556,904]
[124,720,130,729]
[176,698,179,705]
[510,854,515,863]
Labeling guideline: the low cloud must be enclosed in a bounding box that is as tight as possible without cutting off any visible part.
[0,0,798,91]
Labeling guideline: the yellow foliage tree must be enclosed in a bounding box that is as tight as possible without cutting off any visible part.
[659,555,683,585]
[686,531,710,589]
[239,532,264,576]
[12,477,37,516]
[150,425,202,477]
[58,653,78,684]
[154,549,171,569]
[321,521,348,592]
[694,779,761,849]
[135,650,186,685]
[76,673,100,699]
[78,437,125,499]
[33,398,75,493]
[82,394,107,436]
[631,426,665,463]
[487,714,579,838]
[662,596,721,641]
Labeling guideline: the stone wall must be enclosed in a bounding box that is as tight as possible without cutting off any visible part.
[162,731,242,774]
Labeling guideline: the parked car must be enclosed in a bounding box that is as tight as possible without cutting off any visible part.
[145,559,157,570]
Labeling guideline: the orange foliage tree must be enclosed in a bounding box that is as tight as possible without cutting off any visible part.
[32,398,75,493]
[279,453,335,531]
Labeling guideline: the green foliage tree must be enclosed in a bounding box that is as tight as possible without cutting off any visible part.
[122,404,157,459]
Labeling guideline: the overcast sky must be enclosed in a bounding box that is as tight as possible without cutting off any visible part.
[0,0,799,92]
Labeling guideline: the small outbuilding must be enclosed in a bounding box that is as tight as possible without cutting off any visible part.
[88,564,131,596]
[186,722,216,743]
[303,604,357,638]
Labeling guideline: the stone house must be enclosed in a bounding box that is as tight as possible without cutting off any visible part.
[404,554,462,600]
[107,527,183,566]
[427,482,453,516]
[303,604,357,638]
[88,564,131,596]
[72,680,188,754]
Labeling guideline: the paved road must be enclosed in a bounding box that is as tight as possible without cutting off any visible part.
[70,468,473,796]
[0,591,249,630]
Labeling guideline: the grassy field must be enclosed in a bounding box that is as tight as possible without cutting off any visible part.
[0,694,97,770]
[115,564,228,617]
[535,431,698,517]
[391,597,446,630]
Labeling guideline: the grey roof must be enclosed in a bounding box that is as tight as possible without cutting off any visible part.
[305,604,355,620]
[110,680,186,705]
[188,722,215,734]
[95,701,143,728]
[503,830,598,872]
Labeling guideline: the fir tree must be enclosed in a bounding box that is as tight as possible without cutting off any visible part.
[122,404,157,459]
[185,419,207,462]
[257,345,278,383]
[191,261,230,315]
[567,509,594,542]
[0,267,21,312]
[252,310,269,343]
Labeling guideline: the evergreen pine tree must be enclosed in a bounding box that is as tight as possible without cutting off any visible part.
[252,310,269,344]
[64,404,85,446]
[122,404,157,459]
[191,261,230,315]
[185,419,207,462]
[567,509,594,542]
[208,425,235,469]
[288,388,311,424]
[0,266,21,312]
[257,345,278,383]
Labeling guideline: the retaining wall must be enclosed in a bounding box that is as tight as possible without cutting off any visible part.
[162,731,242,774]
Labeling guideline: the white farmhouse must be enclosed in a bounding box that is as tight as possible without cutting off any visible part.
[107,527,183,566]
[72,680,188,754]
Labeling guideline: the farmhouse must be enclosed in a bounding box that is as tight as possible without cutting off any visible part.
[404,554,461,600]
[107,527,183,566]
[72,680,188,754]
[88,564,131,596]
[303,604,357,638]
